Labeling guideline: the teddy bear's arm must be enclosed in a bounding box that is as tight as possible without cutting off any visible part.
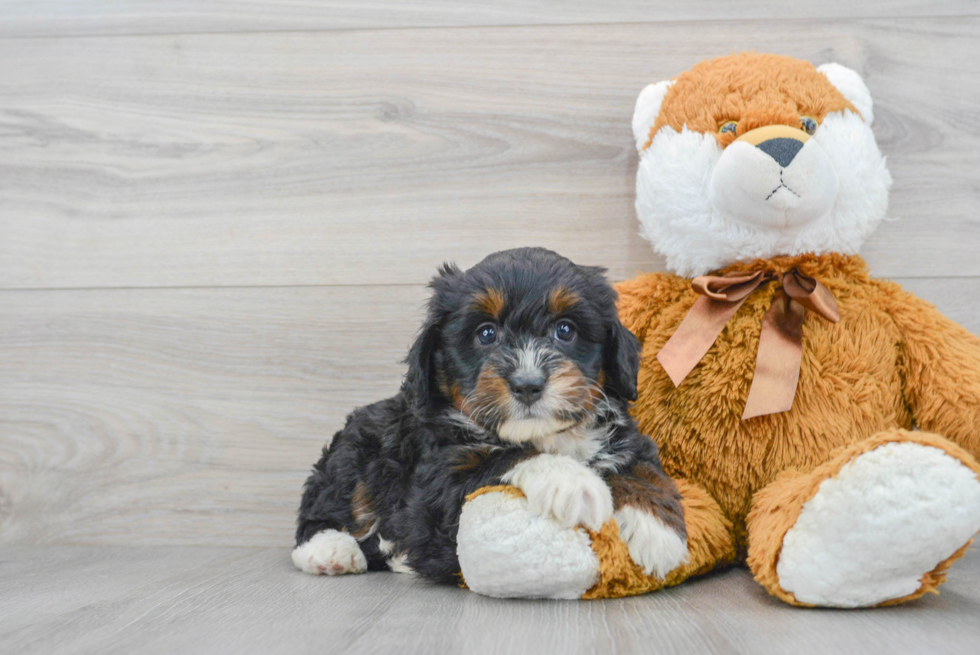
[614,273,680,344]
[881,281,980,459]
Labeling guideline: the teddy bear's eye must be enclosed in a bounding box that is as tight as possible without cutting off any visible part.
[800,116,818,135]
[719,121,738,136]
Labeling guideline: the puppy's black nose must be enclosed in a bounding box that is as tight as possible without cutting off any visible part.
[509,375,545,406]
[757,137,805,168]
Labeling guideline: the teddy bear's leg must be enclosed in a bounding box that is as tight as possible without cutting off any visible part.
[457,480,736,599]
[456,485,602,599]
[671,479,739,577]
[747,429,980,608]
[583,478,737,599]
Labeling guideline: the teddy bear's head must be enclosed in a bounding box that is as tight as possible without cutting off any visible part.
[632,52,892,277]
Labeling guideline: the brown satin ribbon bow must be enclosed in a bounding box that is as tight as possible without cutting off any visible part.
[657,268,839,420]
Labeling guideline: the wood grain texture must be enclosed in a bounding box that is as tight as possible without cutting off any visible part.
[1,1,977,38]
[2,4,979,645]
[0,285,425,546]
[1,279,977,548]
[1,17,979,290]
[1,545,979,655]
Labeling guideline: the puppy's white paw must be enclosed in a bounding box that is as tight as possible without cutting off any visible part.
[292,529,367,576]
[502,453,614,531]
[614,506,688,579]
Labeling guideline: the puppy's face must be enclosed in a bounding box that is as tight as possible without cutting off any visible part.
[406,248,639,444]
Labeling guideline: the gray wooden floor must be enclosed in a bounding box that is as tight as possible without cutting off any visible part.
[1,546,979,655]
[2,0,980,653]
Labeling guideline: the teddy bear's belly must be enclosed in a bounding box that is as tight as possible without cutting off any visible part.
[634,299,912,551]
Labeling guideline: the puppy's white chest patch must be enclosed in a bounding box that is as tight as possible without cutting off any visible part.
[534,422,611,463]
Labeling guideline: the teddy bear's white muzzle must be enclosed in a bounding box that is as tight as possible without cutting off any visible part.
[709,136,839,231]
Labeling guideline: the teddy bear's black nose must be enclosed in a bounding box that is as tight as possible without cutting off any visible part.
[757,137,805,168]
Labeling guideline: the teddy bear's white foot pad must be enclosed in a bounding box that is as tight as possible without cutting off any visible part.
[777,442,980,607]
[457,490,600,599]
[292,529,367,576]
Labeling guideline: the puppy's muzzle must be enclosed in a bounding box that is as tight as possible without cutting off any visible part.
[509,373,545,407]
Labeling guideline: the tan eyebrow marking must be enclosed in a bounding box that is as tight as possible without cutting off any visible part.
[472,288,506,320]
[548,286,580,314]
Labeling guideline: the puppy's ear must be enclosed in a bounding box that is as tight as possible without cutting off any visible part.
[404,317,442,411]
[580,264,640,401]
[404,262,459,411]
[604,320,641,402]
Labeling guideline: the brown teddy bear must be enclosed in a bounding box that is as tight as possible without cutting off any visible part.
[455,53,980,607]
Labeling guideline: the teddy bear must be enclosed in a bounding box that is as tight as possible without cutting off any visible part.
[454,52,980,607]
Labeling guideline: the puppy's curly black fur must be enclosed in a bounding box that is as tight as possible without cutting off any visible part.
[295,248,685,583]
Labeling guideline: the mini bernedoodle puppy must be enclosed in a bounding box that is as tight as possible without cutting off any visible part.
[293,248,688,583]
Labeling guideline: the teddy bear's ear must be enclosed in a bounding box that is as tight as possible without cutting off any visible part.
[632,80,674,152]
[817,63,874,125]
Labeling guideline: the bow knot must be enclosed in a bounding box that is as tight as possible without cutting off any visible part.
[657,268,839,419]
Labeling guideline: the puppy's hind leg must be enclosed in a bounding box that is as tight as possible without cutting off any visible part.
[292,529,368,576]
[293,432,370,576]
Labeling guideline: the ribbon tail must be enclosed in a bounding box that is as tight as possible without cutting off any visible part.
[742,291,806,419]
[657,295,746,387]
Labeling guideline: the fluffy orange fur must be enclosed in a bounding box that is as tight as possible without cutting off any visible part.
[644,52,857,149]
[618,254,980,540]
[614,253,980,602]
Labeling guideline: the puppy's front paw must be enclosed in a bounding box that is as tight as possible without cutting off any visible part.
[502,454,614,531]
[614,506,688,579]
[291,529,367,576]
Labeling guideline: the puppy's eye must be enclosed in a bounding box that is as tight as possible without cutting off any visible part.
[719,121,738,136]
[554,321,576,342]
[800,116,818,135]
[476,324,497,345]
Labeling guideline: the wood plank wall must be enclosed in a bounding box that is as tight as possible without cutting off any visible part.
[1,2,978,547]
